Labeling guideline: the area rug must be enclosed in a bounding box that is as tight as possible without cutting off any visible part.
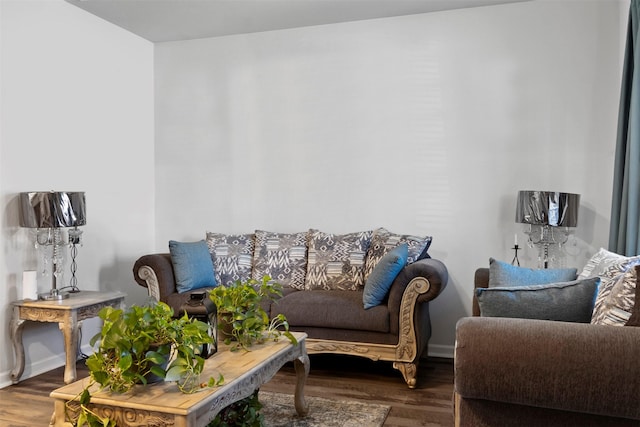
[258,391,390,427]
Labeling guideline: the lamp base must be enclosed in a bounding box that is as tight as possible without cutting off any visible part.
[39,291,69,301]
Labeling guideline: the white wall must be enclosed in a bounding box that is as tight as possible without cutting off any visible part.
[155,0,629,357]
[0,0,154,386]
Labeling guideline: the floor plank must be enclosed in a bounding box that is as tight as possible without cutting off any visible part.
[0,354,454,427]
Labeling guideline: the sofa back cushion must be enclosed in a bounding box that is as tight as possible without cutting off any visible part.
[252,230,309,290]
[305,229,373,291]
[205,232,254,286]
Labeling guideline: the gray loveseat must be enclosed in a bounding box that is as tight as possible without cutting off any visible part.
[132,228,448,388]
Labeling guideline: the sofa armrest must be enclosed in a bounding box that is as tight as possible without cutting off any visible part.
[387,258,448,334]
[455,317,640,420]
[132,253,176,302]
[388,258,448,314]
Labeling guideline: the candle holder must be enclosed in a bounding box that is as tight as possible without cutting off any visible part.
[511,244,521,266]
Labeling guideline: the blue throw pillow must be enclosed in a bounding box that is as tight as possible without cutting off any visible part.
[488,258,577,287]
[169,240,217,293]
[363,244,408,309]
[476,277,600,322]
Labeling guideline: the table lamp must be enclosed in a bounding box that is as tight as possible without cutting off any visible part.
[515,190,580,268]
[19,191,86,300]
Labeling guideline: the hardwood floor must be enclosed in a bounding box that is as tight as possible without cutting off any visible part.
[0,354,454,427]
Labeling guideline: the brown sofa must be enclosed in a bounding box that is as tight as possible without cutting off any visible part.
[453,267,640,426]
[133,253,448,388]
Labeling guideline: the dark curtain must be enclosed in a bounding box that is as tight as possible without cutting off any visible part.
[610,0,640,256]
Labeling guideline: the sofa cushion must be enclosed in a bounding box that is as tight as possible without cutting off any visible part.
[252,230,309,290]
[363,228,431,281]
[169,240,217,293]
[272,289,389,333]
[305,229,373,291]
[363,243,408,309]
[488,258,577,287]
[205,232,254,286]
[476,277,600,322]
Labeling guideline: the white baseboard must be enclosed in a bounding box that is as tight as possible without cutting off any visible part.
[427,343,454,359]
[0,343,94,389]
[0,354,64,389]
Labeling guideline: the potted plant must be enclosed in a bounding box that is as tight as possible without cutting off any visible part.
[208,276,296,351]
[69,302,223,426]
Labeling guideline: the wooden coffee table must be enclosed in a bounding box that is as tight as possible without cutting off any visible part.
[49,331,309,427]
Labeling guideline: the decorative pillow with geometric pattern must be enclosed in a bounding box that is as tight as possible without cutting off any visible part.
[578,247,630,280]
[305,229,373,291]
[363,228,432,281]
[591,258,640,325]
[591,260,637,326]
[205,232,255,286]
[625,266,640,327]
[252,230,309,290]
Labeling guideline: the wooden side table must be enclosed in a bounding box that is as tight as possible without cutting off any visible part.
[10,290,126,384]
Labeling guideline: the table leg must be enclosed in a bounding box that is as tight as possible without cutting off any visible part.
[10,307,26,384]
[293,352,310,416]
[59,314,79,384]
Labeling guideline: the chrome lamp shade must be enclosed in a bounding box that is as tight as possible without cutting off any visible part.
[515,191,580,227]
[515,191,580,268]
[20,192,86,229]
[19,191,86,300]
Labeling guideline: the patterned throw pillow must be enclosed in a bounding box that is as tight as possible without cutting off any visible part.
[590,255,640,324]
[578,248,629,280]
[205,232,255,286]
[252,230,309,290]
[626,266,640,327]
[363,228,432,281]
[305,229,373,291]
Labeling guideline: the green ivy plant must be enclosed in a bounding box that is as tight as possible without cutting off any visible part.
[208,276,297,351]
[70,302,224,426]
[208,390,264,427]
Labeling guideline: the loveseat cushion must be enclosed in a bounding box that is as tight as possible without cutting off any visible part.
[272,289,390,333]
